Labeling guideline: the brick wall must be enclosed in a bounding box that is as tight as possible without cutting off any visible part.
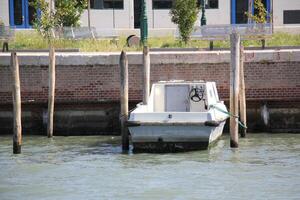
[0,61,299,105]
[0,51,299,134]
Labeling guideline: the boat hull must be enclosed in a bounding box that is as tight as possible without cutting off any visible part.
[129,121,226,153]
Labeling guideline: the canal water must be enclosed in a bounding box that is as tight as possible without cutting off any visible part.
[0,134,299,200]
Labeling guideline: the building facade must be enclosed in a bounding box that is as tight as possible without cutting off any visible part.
[0,0,300,33]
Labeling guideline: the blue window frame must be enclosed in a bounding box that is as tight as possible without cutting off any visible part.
[231,0,236,24]
[9,0,37,28]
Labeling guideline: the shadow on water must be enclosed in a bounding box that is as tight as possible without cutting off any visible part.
[0,134,229,166]
[0,135,123,165]
[1,134,299,159]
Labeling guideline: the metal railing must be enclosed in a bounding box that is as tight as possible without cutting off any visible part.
[0,26,15,40]
[175,23,273,41]
[53,27,118,40]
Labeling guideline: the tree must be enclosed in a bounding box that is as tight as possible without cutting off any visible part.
[31,0,57,42]
[31,0,87,31]
[245,0,269,48]
[170,0,199,44]
[245,0,268,24]
[55,0,87,27]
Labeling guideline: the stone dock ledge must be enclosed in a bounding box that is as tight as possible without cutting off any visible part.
[1,49,300,66]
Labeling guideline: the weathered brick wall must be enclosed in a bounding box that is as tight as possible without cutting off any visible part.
[0,51,299,134]
[0,61,299,104]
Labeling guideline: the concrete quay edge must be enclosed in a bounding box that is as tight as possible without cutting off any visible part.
[0,49,300,66]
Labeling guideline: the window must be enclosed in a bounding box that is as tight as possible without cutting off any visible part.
[198,0,218,9]
[152,0,219,10]
[284,10,300,24]
[153,0,173,9]
[90,0,123,9]
[207,0,218,9]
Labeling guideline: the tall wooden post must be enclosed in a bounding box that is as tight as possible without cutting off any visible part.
[87,0,91,30]
[230,33,240,148]
[47,45,55,138]
[11,52,22,154]
[143,46,150,104]
[49,0,53,11]
[247,0,254,24]
[239,45,247,138]
[49,1,56,38]
[119,51,129,151]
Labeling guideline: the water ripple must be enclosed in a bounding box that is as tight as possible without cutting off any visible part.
[0,134,299,200]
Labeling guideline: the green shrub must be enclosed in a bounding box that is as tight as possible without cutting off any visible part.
[170,0,199,44]
[55,0,87,27]
[31,0,58,42]
[31,0,87,36]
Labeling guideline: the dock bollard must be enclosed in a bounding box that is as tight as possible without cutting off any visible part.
[119,51,129,151]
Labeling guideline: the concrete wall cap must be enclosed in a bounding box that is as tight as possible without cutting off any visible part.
[0,49,300,66]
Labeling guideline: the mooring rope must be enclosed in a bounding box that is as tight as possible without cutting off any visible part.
[119,107,137,119]
[210,104,247,129]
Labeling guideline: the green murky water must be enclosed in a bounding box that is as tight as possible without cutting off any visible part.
[0,134,299,200]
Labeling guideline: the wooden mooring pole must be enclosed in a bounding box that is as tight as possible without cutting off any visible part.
[239,45,247,138]
[119,51,129,151]
[142,46,150,104]
[230,33,240,148]
[11,52,22,154]
[47,45,55,138]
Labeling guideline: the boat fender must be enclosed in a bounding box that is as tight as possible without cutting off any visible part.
[204,120,220,127]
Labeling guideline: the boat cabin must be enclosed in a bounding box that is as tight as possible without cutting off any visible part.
[147,81,220,113]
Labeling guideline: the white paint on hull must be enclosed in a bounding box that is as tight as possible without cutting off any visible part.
[129,121,225,145]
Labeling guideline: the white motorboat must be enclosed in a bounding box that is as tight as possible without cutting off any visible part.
[128,80,229,152]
